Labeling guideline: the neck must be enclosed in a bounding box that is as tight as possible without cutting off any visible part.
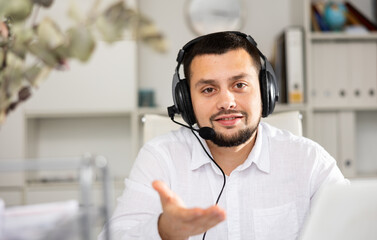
[207,129,258,176]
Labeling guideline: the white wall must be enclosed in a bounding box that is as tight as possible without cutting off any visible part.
[138,0,304,108]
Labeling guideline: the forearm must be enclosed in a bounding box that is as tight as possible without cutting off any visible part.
[98,177,163,239]
[101,144,172,239]
[100,212,161,240]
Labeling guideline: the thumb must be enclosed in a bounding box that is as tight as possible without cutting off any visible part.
[152,180,185,207]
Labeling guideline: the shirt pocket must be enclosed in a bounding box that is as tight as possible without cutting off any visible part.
[253,201,299,240]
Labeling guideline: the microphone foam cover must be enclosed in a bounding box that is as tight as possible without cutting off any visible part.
[199,127,216,140]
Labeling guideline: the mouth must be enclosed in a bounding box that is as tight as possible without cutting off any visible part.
[214,114,243,126]
[215,115,243,121]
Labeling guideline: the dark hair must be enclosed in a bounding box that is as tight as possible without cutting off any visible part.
[183,32,262,84]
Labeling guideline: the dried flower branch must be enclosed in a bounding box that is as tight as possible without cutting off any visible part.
[0,0,166,123]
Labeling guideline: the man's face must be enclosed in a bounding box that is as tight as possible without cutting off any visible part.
[189,48,262,147]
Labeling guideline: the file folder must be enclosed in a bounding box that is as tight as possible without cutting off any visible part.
[337,111,356,177]
[285,27,305,104]
[348,41,377,107]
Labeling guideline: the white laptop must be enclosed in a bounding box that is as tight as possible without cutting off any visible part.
[300,179,377,240]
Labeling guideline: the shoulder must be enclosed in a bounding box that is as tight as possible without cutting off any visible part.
[261,122,317,146]
[136,127,197,165]
[261,122,345,184]
[129,127,196,183]
[261,122,333,163]
[143,127,196,151]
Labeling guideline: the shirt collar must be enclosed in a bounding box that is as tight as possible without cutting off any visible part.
[242,123,270,173]
[189,123,270,174]
[190,132,213,171]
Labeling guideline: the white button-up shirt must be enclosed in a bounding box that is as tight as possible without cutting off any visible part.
[100,122,348,240]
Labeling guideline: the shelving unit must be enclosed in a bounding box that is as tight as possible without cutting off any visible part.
[303,0,377,178]
[309,32,377,40]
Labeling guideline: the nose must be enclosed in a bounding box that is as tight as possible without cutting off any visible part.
[216,89,236,110]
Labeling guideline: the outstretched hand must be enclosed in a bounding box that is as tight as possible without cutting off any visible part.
[152,180,226,240]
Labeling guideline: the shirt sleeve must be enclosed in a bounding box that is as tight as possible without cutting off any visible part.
[98,144,171,240]
[309,145,350,202]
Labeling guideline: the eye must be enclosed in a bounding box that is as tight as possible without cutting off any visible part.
[202,87,215,94]
[235,82,247,89]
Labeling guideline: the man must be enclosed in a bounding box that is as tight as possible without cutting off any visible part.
[99,32,348,240]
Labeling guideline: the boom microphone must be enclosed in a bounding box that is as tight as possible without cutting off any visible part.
[167,106,216,140]
[173,120,216,141]
[198,127,216,140]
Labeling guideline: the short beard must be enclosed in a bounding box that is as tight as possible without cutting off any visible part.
[198,109,260,147]
[211,124,258,147]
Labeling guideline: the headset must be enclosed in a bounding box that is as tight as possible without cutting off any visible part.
[168,31,279,126]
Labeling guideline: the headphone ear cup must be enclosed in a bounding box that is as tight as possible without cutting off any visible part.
[266,70,277,116]
[175,80,196,125]
[259,69,277,118]
[259,69,271,118]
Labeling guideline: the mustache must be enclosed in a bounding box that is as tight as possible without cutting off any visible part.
[210,109,248,121]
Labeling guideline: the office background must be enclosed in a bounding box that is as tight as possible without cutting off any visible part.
[0,0,376,210]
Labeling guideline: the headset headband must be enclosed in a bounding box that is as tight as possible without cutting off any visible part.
[174,31,270,82]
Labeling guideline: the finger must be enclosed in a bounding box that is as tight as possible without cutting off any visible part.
[152,180,173,201]
[177,206,225,236]
[188,206,226,224]
[184,206,226,229]
[181,206,226,224]
[203,205,226,220]
[201,206,226,228]
[152,180,185,208]
[178,207,205,221]
[183,205,225,221]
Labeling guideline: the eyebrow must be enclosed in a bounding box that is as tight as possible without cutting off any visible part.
[230,73,249,81]
[194,73,251,89]
[194,79,216,89]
